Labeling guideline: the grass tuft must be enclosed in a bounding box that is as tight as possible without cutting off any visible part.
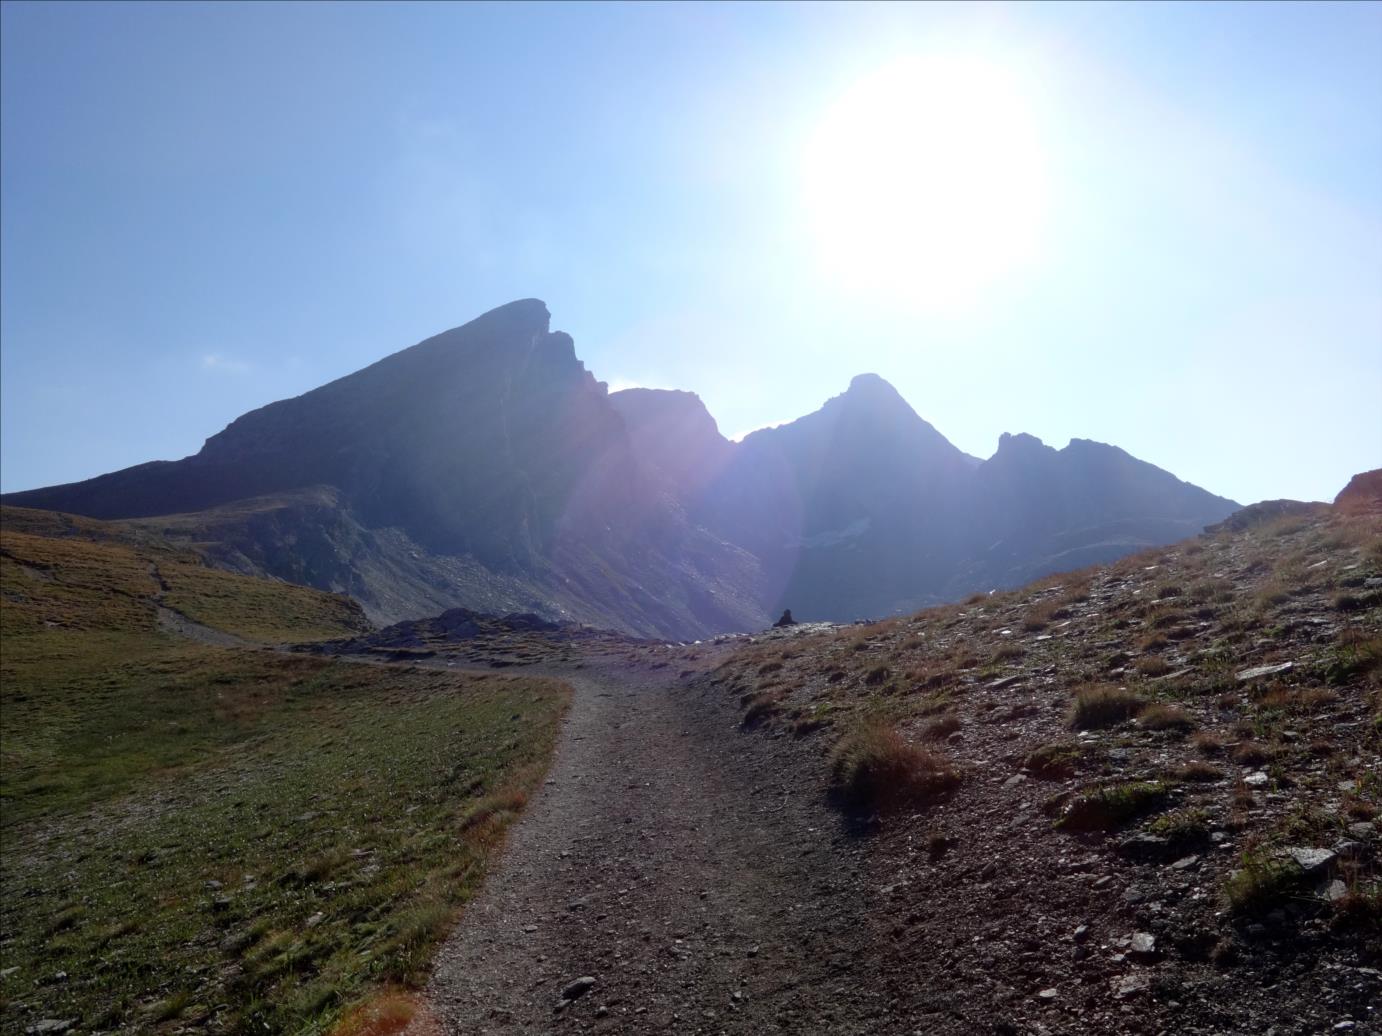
[1056,781,1170,831]
[1138,703,1195,733]
[1069,685,1145,730]
[830,721,960,815]
[1224,851,1304,916]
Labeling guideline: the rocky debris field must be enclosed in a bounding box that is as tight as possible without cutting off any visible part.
[699,503,1381,1034]
[303,606,654,669]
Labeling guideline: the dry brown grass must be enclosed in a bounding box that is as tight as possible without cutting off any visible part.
[830,721,960,814]
[1258,687,1340,713]
[1069,685,1145,730]
[1230,741,1275,766]
[741,691,785,728]
[1138,703,1195,733]
[1191,730,1226,756]
[1136,656,1173,677]
[1174,760,1224,783]
[332,990,439,1036]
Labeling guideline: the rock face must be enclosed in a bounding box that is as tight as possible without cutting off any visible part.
[3,299,1242,636]
[1334,468,1382,515]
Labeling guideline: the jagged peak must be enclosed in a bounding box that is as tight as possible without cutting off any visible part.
[844,372,901,397]
[609,386,727,443]
[996,431,1049,453]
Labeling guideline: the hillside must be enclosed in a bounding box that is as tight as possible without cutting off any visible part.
[3,301,1238,639]
[0,507,569,1033]
[698,479,1381,1033]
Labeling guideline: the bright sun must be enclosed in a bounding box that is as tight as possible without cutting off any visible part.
[804,55,1048,309]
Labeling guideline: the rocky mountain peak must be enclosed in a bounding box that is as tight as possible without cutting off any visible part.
[995,431,1051,456]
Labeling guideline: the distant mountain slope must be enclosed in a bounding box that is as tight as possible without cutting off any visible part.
[695,374,978,619]
[4,299,1240,635]
[945,432,1242,598]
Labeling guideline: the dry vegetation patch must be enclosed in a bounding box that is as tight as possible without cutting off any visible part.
[829,721,960,815]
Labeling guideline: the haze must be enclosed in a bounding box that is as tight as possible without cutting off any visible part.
[2,1,1379,504]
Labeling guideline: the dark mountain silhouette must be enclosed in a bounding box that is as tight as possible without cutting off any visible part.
[3,299,1240,636]
[694,374,979,619]
[3,301,766,637]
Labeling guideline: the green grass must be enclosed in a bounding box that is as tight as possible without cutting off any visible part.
[1023,741,1102,780]
[1224,850,1304,916]
[1,662,568,1033]
[2,509,368,644]
[0,508,570,1033]
[1055,781,1171,831]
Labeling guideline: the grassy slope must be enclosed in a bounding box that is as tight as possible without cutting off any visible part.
[0,508,569,1034]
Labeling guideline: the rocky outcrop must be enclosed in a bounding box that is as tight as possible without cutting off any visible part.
[1334,468,1382,515]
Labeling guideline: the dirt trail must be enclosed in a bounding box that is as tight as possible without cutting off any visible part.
[416,661,913,1035]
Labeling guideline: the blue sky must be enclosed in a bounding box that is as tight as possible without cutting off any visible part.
[2,1,1379,504]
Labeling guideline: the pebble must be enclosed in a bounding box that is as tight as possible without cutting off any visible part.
[25,1023,75,1036]
[1036,987,1059,1000]
[1115,974,1150,998]
[1129,933,1158,961]
[1243,772,1270,787]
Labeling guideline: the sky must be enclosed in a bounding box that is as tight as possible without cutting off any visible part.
[2,1,1380,505]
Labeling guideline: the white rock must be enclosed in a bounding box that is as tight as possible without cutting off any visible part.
[1236,662,1294,682]
[1286,847,1336,875]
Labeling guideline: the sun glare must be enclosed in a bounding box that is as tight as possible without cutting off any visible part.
[804,55,1048,309]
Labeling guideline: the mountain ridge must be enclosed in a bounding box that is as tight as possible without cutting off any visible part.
[3,298,1241,637]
